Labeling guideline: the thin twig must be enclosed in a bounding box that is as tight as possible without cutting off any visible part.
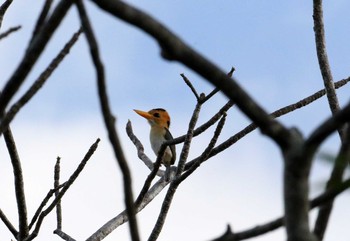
[184,77,350,171]
[4,127,29,239]
[126,120,165,176]
[0,208,17,237]
[75,1,140,241]
[177,113,226,183]
[180,73,200,101]
[0,25,21,40]
[0,28,83,134]
[202,67,235,103]
[29,183,66,230]
[26,139,100,241]
[313,0,346,238]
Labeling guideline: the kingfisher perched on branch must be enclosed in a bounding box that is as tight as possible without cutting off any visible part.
[134,108,176,179]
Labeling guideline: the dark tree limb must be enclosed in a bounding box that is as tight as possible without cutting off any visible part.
[0,0,13,29]
[90,0,292,149]
[4,127,29,240]
[0,28,83,134]
[31,0,54,39]
[0,0,73,123]
[75,1,140,241]
[212,176,350,241]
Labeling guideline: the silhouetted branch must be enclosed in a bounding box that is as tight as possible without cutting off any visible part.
[184,77,350,171]
[0,28,83,134]
[0,0,73,123]
[90,0,292,149]
[0,0,13,29]
[26,139,100,241]
[212,176,350,241]
[31,0,54,38]
[75,1,140,241]
[180,73,200,101]
[0,25,21,40]
[4,127,29,240]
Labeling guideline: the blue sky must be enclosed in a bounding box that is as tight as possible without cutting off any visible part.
[0,1,350,241]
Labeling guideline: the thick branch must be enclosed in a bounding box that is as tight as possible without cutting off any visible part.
[0,0,13,29]
[75,1,140,241]
[4,127,29,240]
[90,0,292,149]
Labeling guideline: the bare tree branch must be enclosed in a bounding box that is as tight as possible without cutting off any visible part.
[75,1,140,241]
[212,176,350,241]
[148,100,202,241]
[26,139,100,241]
[313,0,341,118]
[54,157,63,231]
[86,178,168,241]
[313,0,347,238]
[53,229,76,241]
[0,28,83,134]
[28,183,65,231]
[4,127,29,240]
[0,208,17,238]
[0,0,13,29]
[31,0,54,39]
[0,25,21,40]
[0,0,73,123]
[90,0,292,149]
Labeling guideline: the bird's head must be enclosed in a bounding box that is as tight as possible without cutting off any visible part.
[134,108,171,129]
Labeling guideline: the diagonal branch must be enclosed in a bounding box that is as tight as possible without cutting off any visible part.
[148,100,202,241]
[90,0,292,149]
[0,208,17,237]
[0,0,73,122]
[75,1,140,241]
[0,28,83,134]
[0,25,21,40]
[212,176,350,241]
[26,139,100,241]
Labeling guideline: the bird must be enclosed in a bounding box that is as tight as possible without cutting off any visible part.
[134,108,176,180]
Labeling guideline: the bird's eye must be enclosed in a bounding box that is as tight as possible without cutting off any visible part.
[153,113,160,118]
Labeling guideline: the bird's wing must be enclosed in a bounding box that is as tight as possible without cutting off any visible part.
[164,127,176,165]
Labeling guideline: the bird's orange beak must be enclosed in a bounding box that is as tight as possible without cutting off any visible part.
[134,109,153,120]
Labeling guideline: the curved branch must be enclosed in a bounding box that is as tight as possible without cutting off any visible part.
[90,0,292,149]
